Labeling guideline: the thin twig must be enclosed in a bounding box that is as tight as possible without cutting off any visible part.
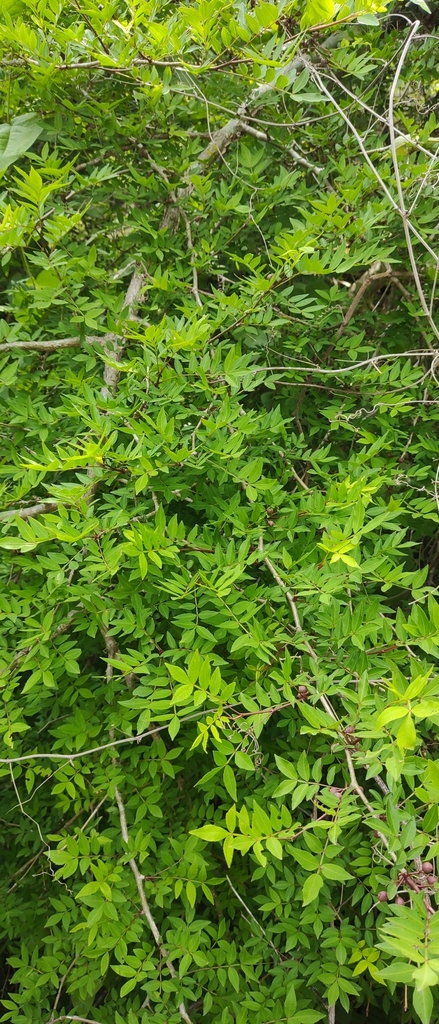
[0,610,79,681]
[9,764,46,846]
[0,708,218,765]
[240,122,323,173]
[180,208,203,308]
[113,785,192,1024]
[48,956,81,1023]
[226,874,284,957]
[308,60,439,270]
[47,1017,105,1024]
[249,350,437,375]
[388,21,439,343]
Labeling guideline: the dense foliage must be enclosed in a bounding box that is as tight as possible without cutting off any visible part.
[1,0,439,1021]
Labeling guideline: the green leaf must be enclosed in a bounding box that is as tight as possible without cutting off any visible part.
[302,873,324,905]
[235,751,254,771]
[376,705,409,728]
[190,825,229,841]
[275,755,298,780]
[413,701,439,719]
[223,764,237,802]
[186,880,196,907]
[284,981,297,1015]
[396,714,417,752]
[166,663,190,684]
[413,985,434,1024]
[266,836,283,859]
[0,114,43,171]
[290,849,320,871]
[320,863,353,881]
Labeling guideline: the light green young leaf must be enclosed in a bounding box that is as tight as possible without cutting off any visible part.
[302,873,324,905]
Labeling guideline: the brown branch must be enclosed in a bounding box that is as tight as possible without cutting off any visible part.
[336,262,392,339]
[0,270,143,366]
[101,631,135,691]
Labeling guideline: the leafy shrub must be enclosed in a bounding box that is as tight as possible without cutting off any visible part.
[0,1,439,1022]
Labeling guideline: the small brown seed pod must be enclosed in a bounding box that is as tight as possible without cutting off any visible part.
[395,896,406,906]
[427,874,437,885]
[344,725,355,734]
[422,862,434,874]
[377,891,388,903]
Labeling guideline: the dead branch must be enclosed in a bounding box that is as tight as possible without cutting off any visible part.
[240,122,323,173]
[388,20,439,344]
[0,501,58,522]
[101,268,145,398]
[307,59,439,271]
[161,55,305,231]
[0,337,81,353]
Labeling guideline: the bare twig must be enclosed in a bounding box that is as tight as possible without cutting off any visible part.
[180,208,203,308]
[101,269,145,398]
[161,55,305,231]
[226,874,285,957]
[48,1017,105,1024]
[289,466,310,491]
[240,122,323,173]
[9,764,46,846]
[0,610,79,681]
[249,350,437,375]
[48,955,81,1023]
[307,60,439,269]
[8,799,106,892]
[388,21,439,343]
[114,785,192,1024]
